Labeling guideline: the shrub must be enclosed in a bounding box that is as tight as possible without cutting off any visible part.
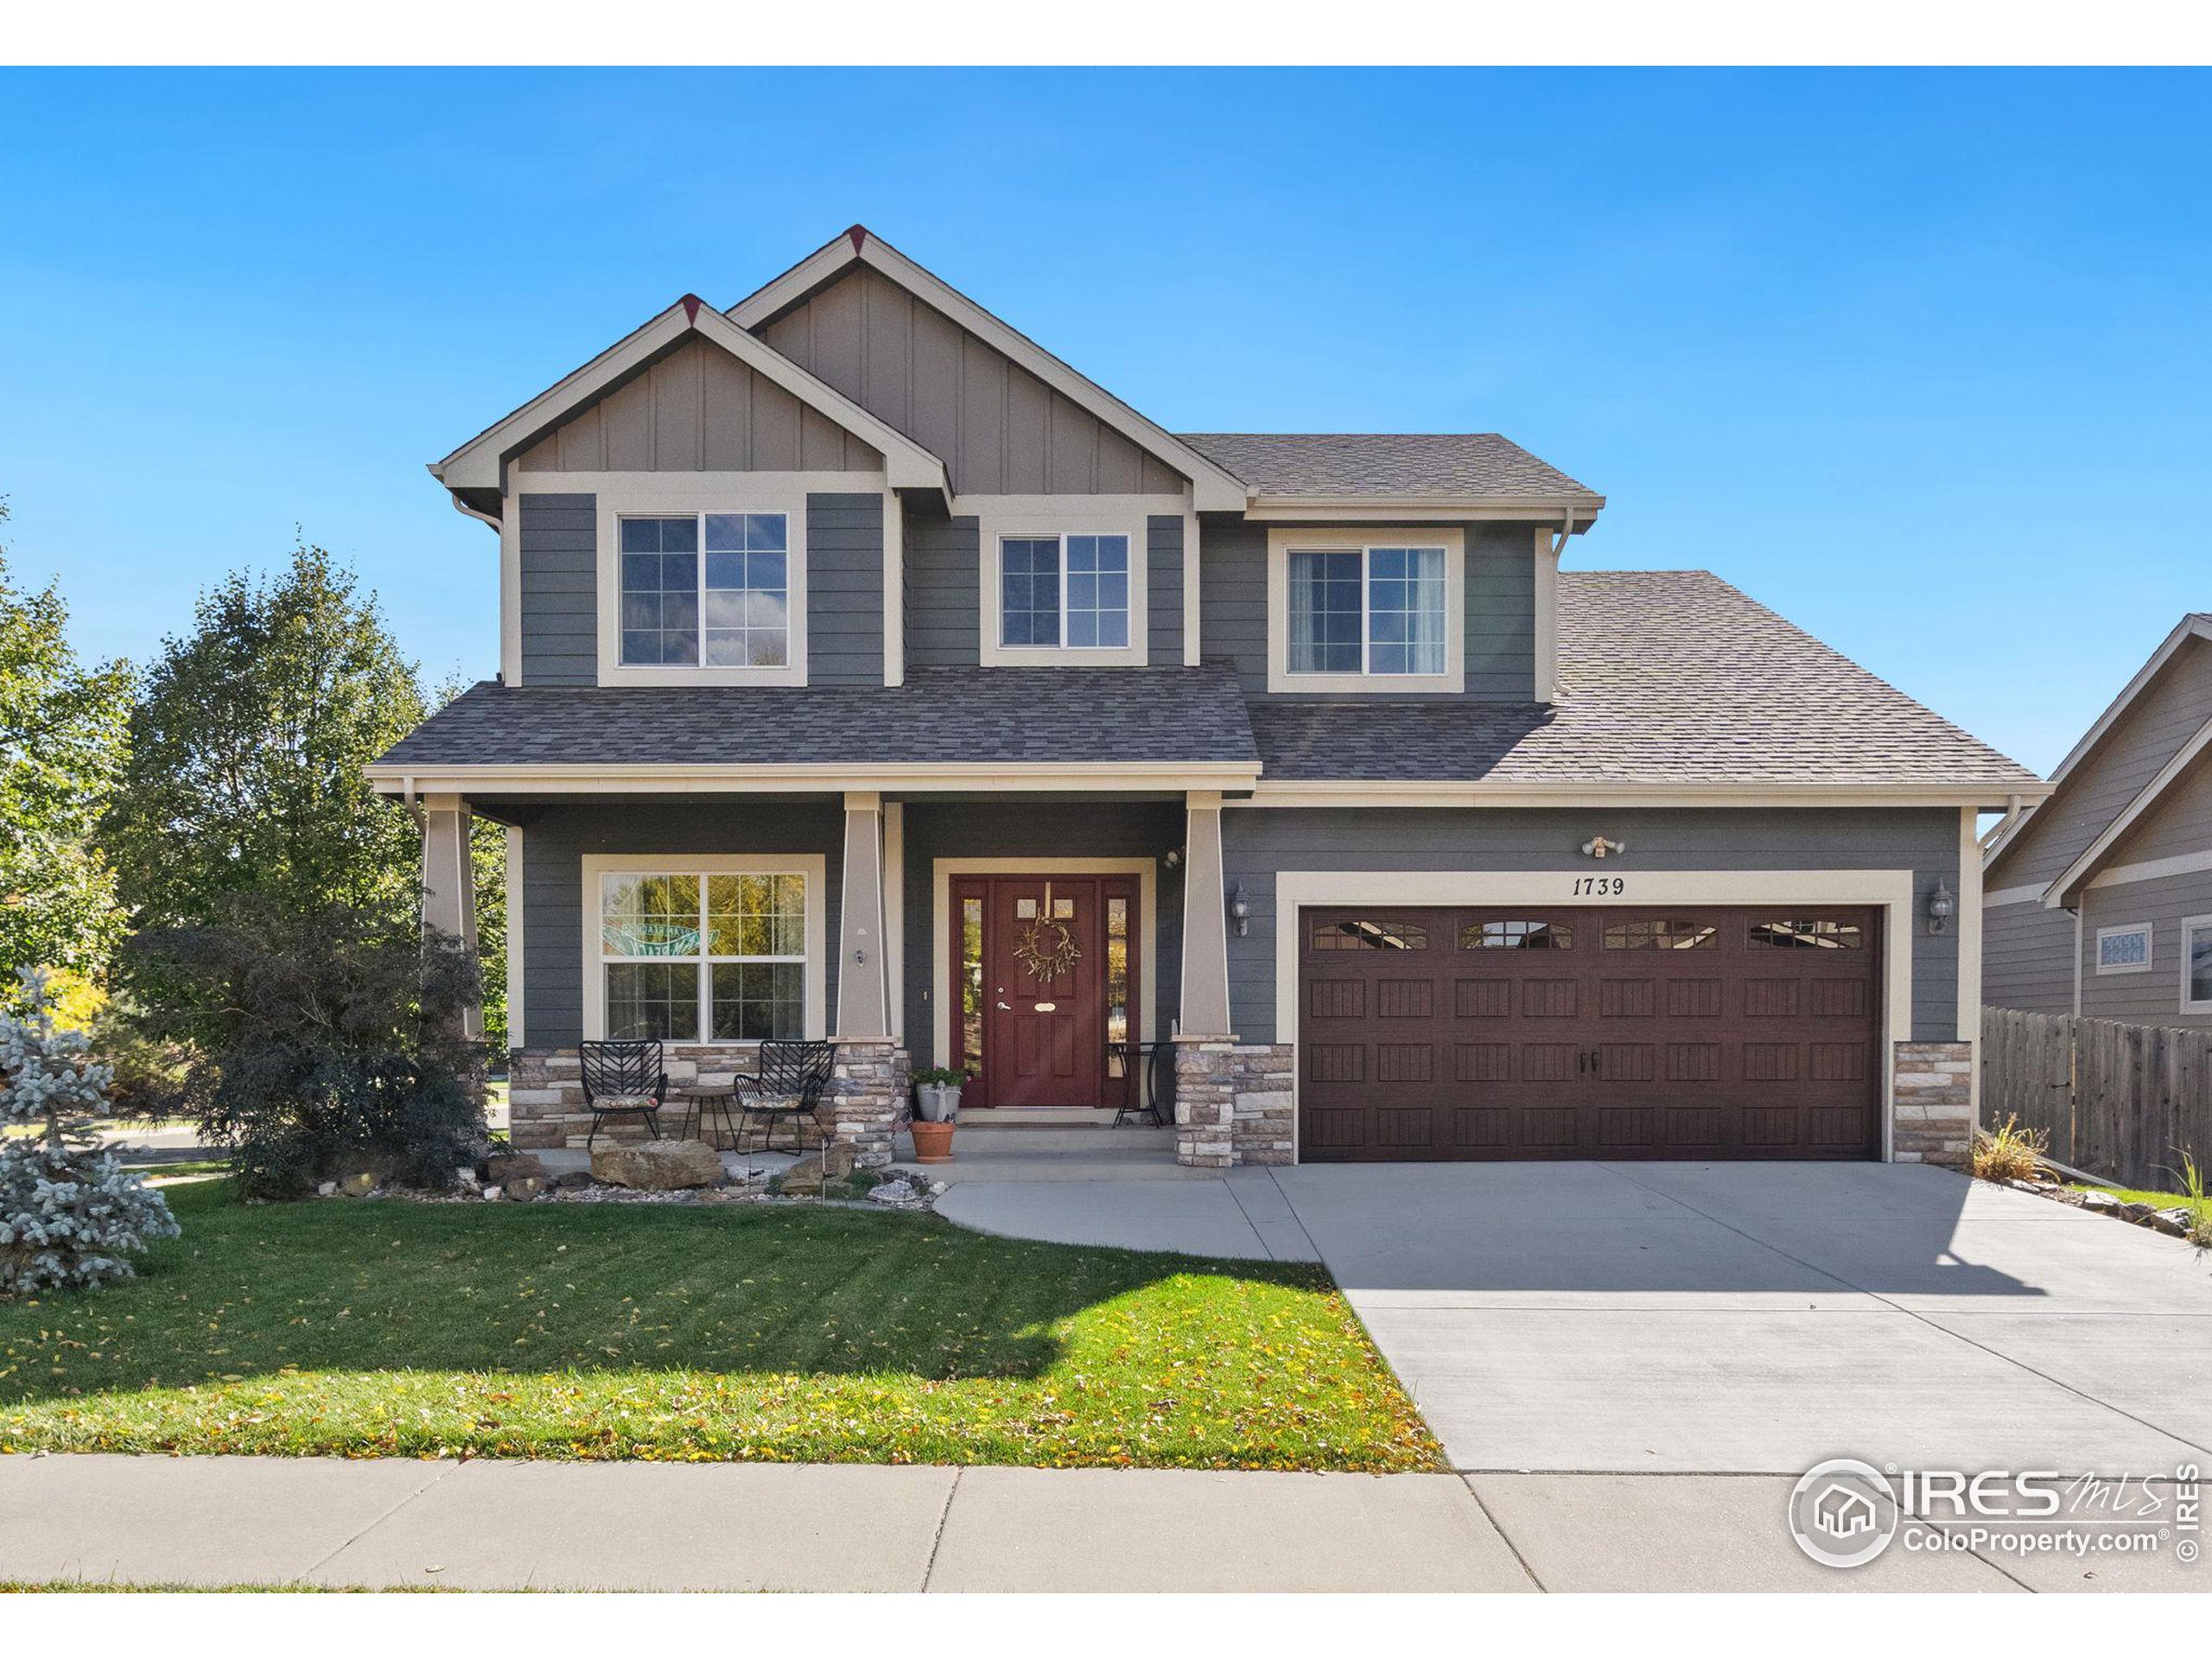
[133,898,488,1199]
[0,968,179,1295]
[1972,1113,2050,1185]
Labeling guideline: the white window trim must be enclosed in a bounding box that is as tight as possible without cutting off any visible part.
[2181,914,2212,1012]
[1266,527,1465,695]
[974,498,1155,668]
[589,477,824,688]
[2094,921,2154,976]
[580,853,828,1043]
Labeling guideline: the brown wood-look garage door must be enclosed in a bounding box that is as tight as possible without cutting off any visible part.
[1298,906,1883,1161]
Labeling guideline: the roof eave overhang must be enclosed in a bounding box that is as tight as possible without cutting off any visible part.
[2040,713,2212,908]
[1243,779,2052,810]
[727,229,1249,513]
[368,760,1263,797]
[429,297,951,508]
[1243,494,1607,524]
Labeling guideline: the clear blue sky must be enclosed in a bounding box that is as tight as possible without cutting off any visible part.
[2,67,2205,773]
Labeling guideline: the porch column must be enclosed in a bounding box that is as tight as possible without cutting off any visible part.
[1173,791,1237,1167]
[836,791,892,1039]
[1178,790,1234,1039]
[419,792,482,1039]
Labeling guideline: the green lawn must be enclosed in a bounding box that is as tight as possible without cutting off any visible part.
[0,1181,1437,1473]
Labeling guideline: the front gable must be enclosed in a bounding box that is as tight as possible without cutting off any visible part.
[730,228,1248,510]
[515,335,881,475]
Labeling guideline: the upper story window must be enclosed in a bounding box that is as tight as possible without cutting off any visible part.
[2095,923,2152,975]
[976,505,1158,669]
[1000,532,1132,650]
[620,512,789,669]
[1267,527,1465,694]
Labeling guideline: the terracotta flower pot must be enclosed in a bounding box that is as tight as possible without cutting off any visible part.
[910,1120,956,1164]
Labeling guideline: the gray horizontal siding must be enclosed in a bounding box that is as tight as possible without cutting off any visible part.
[517,800,844,1049]
[519,493,598,686]
[2077,873,2212,1029]
[1981,899,2076,1015]
[1147,514,1183,665]
[805,493,884,687]
[1198,518,1537,701]
[1218,806,1963,1045]
[906,512,981,669]
[898,801,1183,1071]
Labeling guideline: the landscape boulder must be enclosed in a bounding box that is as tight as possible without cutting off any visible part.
[488,1151,545,1185]
[591,1138,727,1191]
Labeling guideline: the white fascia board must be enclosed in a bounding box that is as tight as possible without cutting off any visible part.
[1240,779,2054,809]
[430,297,950,499]
[1246,494,1607,523]
[2041,714,2212,907]
[726,232,1250,513]
[1987,614,2212,874]
[368,760,1262,796]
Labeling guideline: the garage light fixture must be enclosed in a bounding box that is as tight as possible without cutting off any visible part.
[1928,879,1955,935]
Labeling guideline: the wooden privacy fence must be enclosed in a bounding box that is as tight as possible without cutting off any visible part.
[1980,1007,2212,1189]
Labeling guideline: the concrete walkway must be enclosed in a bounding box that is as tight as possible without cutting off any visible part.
[940,1161,2212,1482]
[10,1451,2190,1592]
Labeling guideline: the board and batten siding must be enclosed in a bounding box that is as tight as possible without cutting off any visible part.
[1988,637,2212,891]
[805,493,885,686]
[513,336,882,474]
[897,800,1184,1071]
[1198,518,1539,701]
[1218,806,1964,1046]
[516,801,845,1049]
[518,493,598,686]
[753,264,1188,498]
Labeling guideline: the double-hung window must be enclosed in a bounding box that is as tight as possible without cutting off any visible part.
[1268,529,1465,692]
[619,512,790,670]
[999,532,1131,650]
[2182,917,2212,1012]
[596,868,810,1042]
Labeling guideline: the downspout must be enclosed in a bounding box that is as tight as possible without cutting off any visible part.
[1979,791,2026,852]
[1548,508,1578,559]
[399,775,426,833]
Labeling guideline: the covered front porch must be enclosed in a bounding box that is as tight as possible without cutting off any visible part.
[414,786,1262,1169]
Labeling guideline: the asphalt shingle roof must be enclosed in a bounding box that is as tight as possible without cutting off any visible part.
[1178,432,1603,503]
[377,663,1258,770]
[1250,570,2041,786]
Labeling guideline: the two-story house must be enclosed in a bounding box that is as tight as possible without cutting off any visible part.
[373,226,2046,1171]
[1983,614,2212,1027]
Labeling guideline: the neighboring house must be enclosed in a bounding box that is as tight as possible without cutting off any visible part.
[373,226,2044,1170]
[1983,614,2212,1027]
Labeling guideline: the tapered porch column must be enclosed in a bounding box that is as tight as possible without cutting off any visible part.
[419,793,482,1039]
[1173,791,1238,1167]
[835,791,892,1039]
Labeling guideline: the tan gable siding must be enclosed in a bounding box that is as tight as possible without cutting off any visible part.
[754,265,1188,497]
[515,337,884,474]
[1989,639,2212,890]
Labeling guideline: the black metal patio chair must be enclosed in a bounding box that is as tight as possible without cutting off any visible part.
[1109,1039,1175,1127]
[732,1039,839,1154]
[579,1039,668,1147]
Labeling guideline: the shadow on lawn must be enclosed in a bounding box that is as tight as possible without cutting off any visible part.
[0,1179,1328,1404]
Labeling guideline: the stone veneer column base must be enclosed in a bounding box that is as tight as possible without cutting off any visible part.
[1174,1041,1296,1168]
[1892,1040,1974,1169]
[822,1041,908,1170]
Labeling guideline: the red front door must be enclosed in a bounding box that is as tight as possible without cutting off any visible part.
[950,874,1140,1109]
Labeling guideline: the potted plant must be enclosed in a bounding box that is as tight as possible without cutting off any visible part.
[909,1065,970,1164]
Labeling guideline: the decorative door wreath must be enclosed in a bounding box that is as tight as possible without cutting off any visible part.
[1014,889,1083,982]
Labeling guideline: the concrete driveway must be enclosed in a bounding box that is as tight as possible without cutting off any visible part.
[943,1161,2212,1478]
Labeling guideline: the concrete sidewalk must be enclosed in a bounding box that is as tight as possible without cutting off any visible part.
[3,1451,2185,1592]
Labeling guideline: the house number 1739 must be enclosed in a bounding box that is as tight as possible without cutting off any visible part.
[1572,876,1625,896]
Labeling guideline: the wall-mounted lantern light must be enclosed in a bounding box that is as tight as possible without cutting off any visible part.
[1230,882,1250,938]
[1928,879,1955,935]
